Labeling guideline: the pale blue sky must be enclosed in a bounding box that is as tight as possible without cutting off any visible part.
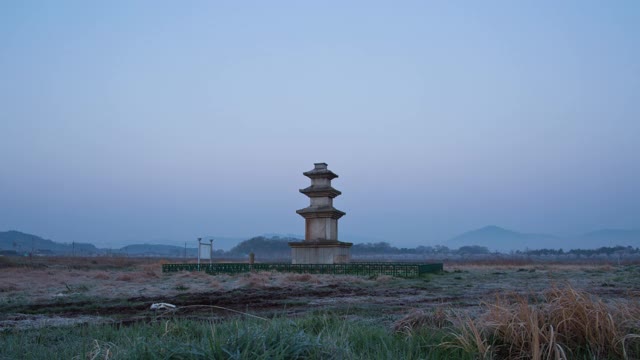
[1,1,639,248]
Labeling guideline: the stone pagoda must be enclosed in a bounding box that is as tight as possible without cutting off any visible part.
[289,163,352,264]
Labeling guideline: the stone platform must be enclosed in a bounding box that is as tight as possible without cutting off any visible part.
[288,241,353,264]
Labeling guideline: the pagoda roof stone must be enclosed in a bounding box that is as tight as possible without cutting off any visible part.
[296,206,346,220]
[288,240,353,247]
[299,185,342,198]
[303,163,338,180]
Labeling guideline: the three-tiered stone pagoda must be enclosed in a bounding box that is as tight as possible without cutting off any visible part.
[289,163,352,264]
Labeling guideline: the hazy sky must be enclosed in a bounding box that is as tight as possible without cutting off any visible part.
[1,1,639,248]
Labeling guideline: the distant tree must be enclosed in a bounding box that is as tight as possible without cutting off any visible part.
[352,242,400,255]
[524,248,564,256]
[433,245,451,254]
[456,245,490,255]
[415,246,434,254]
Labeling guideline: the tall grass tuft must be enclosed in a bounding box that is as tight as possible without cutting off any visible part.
[447,285,640,359]
[393,308,450,335]
[442,313,493,359]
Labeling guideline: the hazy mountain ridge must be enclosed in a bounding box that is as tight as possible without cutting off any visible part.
[0,231,200,256]
[2,227,639,256]
[448,226,640,252]
[0,230,99,255]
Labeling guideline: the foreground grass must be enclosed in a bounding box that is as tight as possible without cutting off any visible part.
[4,306,639,360]
[0,314,471,360]
[3,263,640,359]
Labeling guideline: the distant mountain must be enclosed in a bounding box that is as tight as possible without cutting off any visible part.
[574,229,640,249]
[448,225,558,252]
[0,230,99,255]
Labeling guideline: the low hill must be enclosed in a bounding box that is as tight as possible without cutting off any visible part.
[0,230,99,255]
[227,236,299,258]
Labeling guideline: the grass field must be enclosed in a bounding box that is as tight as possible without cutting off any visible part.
[1,256,639,359]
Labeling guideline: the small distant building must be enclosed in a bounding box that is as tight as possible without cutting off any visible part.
[289,163,352,264]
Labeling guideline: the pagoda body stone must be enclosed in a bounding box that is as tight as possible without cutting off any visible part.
[289,163,352,264]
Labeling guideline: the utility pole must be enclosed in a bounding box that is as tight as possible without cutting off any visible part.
[197,238,202,270]
[209,238,213,265]
[184,242,187,259]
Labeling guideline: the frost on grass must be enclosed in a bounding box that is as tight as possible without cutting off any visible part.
[0,314,108,331]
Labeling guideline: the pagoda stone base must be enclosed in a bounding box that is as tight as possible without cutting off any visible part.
[289,241,353,264]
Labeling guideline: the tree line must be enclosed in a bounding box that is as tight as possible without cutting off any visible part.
[222,237,640,258]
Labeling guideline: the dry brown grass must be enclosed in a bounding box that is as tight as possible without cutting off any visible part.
[0,256,174,271]
[93,272,110,280]
[115,274,133,281]
[446,285,640,359]
[238,271,274,288]
[282,273,325,285]
[446,262,615,273]
[445,258,640,268]
[393,307,450,335]
[374,275,395,283]
[137,261,169,279]
[446,313,492,359]
[284,273,314,282]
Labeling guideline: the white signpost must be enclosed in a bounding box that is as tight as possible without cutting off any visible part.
[197,238,213,269]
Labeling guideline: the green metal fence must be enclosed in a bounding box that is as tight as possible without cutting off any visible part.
[162,262,443,278]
